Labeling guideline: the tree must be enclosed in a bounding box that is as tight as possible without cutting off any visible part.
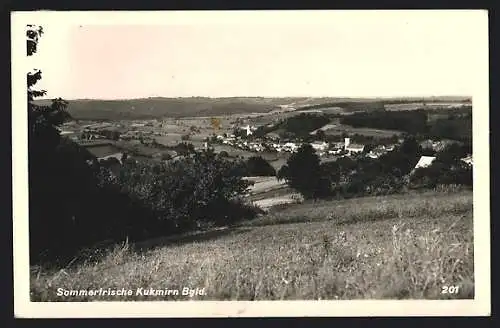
[399,135,421,156]
[27,25,108,263]
[161,153,172,161]
[435,143,467,166]
[363,143,375,154]
[121,153,129,162]
[315,129,326,141]
[276,164,289,182]
[281,144,323,199]
[245,156,276,176]
[211,117,221,131]
[233,128,246,138]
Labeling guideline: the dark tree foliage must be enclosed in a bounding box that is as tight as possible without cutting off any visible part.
[98,129,121,140]
[435,143,469,166]
[340,110,428,135]
[103,149,255,235]
[218,150,229,158]
[280,144,323,199]
[279,113,331,137]
[233,128,247,138]
[278,135,449,200]
[314,129,327,141]
[339,109,472,142]
[173,142,195,155]
[276,164,289,182]
[297,101,385,112]
[428,115,472,143]
[244,156,276,176]
[410,161,472,189]
[27,25,95,263]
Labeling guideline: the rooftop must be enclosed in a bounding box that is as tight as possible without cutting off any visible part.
[414,156,436,169]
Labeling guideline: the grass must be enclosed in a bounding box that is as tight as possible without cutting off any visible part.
[30,190,473,301]
[323,125,404,138]
[247,186,296,202]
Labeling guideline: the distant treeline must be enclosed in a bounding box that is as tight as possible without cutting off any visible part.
[34,98,281,120]
[278,113,331,137]
[296,97,471,112]
[297,101,386,112]
[252,113,331,139]
[340,110,472,143]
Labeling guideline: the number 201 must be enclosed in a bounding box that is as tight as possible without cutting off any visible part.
[442,286,460,294]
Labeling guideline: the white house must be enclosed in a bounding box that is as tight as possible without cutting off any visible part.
[346,144,365,154]
[311,141,329,152]
[414,156,436,170]
[328,149,343,155]
[386,145,395,152]
[367,145,388,159]
[461,155,473,166]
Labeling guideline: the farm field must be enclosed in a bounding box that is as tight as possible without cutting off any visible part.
[384,102,471,111]
[247,186,297,202]
[211,145,256,158]
[244,176,288,194]
[154,134,183,146]
[252,194,302,210]
[323,124,404,138]
[31,190,473,301]
[244,176,299,210]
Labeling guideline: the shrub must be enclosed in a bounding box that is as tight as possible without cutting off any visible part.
[102,149,257,238]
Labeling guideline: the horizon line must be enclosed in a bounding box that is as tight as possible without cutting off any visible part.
[34,95,473,102]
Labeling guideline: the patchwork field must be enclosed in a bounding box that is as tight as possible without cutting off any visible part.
[323,125,404,138]
[211,145,256,158]
[31,190,474,301]
[245,176,288,194]
[244,176,298,210]
[384,102,471,111]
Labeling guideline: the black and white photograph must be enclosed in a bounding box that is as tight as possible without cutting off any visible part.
[12,10,490,317]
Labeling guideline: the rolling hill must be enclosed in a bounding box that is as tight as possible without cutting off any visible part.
[33,96,472,121]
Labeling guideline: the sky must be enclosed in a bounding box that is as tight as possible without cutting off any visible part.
[25,10,488,100]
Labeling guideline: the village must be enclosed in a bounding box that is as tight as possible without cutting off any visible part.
[58,117,473,175]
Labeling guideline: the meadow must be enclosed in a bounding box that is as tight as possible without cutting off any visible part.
[322,125,404,138]
[30,190,473,301]
[384,102,471,111]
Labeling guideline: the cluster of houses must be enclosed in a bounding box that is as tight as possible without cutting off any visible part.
[214,133,391,159]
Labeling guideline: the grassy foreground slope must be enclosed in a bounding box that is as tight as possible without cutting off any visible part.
[31,190,473,301]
